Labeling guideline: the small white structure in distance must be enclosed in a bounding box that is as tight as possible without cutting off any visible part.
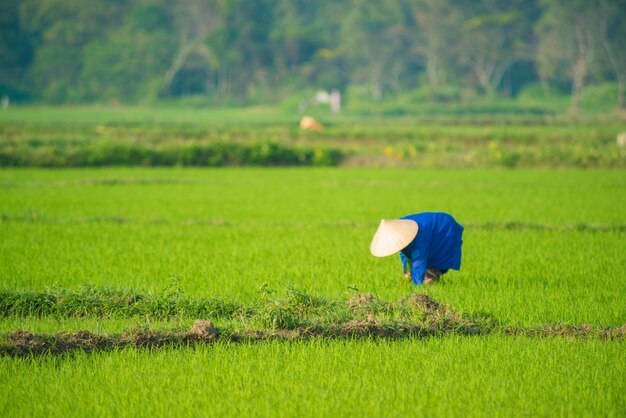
[329,89,341,115]
[299,89,341,115]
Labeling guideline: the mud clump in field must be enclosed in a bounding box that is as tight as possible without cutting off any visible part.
[58,330,107,346]
[615,324,626,338]
[400,294,487,334]
[7,330,35,345]
[189,320,219,337]
[403,294,440,312]
[120,330,164,348]
[5,329,112,356]
[340,317,385,337]
[344,316,381,329]
[347,293,378,314]
[348,293,376,307]
[5,331,40,357]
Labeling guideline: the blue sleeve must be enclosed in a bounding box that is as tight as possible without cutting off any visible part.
[409,243,428,285]
[400,252,409,273]
[411,259,426,285]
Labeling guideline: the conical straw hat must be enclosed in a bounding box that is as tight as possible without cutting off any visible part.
[370,219,418,257]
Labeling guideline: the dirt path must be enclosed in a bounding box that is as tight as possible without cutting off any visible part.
[2,294,624,357]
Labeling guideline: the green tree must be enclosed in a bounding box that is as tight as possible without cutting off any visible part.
[407,0,464,94]
[0,0,33,99]
[536,0,615,111]
[340,0,410,100]
[162,0,221,96]
[458,0,537,97]
[271,0,349,92]
[207,0,276,101]
[594,0,626,108]
[19,0,127,102]
[79,2,176,102]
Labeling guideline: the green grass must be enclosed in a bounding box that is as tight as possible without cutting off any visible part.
[0,165,624,416]
[1,337,624,417]
[1,286,622,360]
[1,169,624,326]
[1,106,624,167]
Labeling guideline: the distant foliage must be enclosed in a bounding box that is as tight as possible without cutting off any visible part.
[0,0,624,108]
[0,140,344,167]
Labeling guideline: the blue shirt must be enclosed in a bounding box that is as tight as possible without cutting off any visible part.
[399,212,464,285]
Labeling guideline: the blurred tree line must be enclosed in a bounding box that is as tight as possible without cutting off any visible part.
[1,0,624,109]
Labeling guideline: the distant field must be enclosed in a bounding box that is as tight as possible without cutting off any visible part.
[1,106,624,168]
[0,166,624,417]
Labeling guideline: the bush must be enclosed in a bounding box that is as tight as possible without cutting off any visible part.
[0,140,345,168]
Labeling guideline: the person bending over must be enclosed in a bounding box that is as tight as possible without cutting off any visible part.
[370,212,464,285]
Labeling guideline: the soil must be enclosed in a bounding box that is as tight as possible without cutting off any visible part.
[403,294,440,312]
[347,293,376,308]
[189,320,219,337]
[342,317,381,331]
[1,293,623,358]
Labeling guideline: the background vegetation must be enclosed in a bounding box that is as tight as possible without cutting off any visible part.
[1,107,624,168]
[1,0,625,112]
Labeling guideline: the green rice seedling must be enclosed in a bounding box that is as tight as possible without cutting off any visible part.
[255,286,346,330]
[1,336,624,417]
[0,108,626,417]
[3,288,620,359]
[1,168,624,325]
[0,159,624,416]
[0,286,246,320]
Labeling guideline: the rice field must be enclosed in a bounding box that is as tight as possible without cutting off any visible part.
[0,108,625,417]
[2,337,623,417]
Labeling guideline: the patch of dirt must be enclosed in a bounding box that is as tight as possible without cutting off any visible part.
[333,317,384,337]
[120,330,167,348]
[507,323,626,339]
[343,316,381,330]
[57,330,110,350]
[2,296,624,358]
[614,324,626,338]
[403,294,440,312]
[189,320,219,337]
[347,293,376,308]
[236,328,307,342]
[4,329,113,356]
[7,330,35,345]
[543,325,596,338]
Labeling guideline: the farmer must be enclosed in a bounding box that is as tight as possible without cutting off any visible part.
[369,212,464,285]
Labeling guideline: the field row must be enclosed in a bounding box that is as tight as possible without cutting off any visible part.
[2,107,624,167]
[2,287,624,358]
[1,169,624,327]
[2,336,624,417]
[2,169,624,224]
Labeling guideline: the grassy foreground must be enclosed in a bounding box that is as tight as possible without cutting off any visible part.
[1,167,624,417]
[1,168,624,325]
[1,337,624,417]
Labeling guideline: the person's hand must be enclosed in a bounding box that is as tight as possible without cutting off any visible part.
[399,273,411,286]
